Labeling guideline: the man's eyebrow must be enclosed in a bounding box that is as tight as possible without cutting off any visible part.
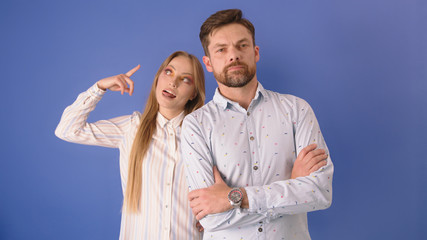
[236,38,250,44]
[212,43,227,48]
[212,38,251,48]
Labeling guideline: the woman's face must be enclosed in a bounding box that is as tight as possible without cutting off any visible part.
[156,56,196,119]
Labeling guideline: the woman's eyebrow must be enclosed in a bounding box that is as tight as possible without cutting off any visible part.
[169,64,193,76]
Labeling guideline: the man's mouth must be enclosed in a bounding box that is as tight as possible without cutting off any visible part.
[228,65,244,71]
[162,89,176,98]
[226,62,246,73]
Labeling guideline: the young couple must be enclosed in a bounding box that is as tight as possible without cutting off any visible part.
[56,9,333,240]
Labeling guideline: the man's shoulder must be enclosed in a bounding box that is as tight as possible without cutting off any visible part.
[191,99,218,115]
[262,88,310,108]
[183,100,218,123]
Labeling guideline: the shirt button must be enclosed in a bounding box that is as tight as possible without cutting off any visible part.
[250,136,255,141]
[253,166,258,170]
[258,227,263,232]
[247,112,250,116]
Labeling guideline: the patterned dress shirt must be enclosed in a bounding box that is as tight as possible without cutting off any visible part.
[55,83,202,240]
[182,82,333,240]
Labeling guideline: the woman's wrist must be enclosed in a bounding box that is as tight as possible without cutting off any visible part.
[96,81,107,91]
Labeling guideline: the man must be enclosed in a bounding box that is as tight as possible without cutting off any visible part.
[182,9,333,239]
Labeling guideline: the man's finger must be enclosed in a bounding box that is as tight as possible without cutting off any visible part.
[188,189,200,201]
[192,207,199,217]
[306,153,328,167]
[126,64,141,77]
[189,198,201,208]
[303,148,326,163]
[196,210,207,220]
[309,159,327,173]
[196,221,204,232]
[192,204,205,217]
[298,143,317,160]
[311,148,326,156]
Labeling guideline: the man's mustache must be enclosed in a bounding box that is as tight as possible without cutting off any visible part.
[225,61,248,70]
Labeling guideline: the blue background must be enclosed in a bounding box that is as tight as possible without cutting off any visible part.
[1,0,426,239]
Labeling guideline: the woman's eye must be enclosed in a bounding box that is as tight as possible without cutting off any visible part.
[165,69,172,75]
[182,77,192,83]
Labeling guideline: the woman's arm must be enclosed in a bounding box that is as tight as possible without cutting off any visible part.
[55,65,140,148]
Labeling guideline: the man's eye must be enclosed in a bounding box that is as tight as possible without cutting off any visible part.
[217,48,224,53]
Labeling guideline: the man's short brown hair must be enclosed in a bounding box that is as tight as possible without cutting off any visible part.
[200,9,255,56]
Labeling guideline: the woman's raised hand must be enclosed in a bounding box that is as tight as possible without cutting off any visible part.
[97,65,141,96]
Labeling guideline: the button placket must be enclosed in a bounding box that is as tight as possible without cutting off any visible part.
[255,221,266,239]
[246,108,262,185]
[167,124,178,153]
[165,160,175,236]
[163,123,176,239]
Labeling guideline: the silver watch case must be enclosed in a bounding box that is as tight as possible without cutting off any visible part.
[228,188,243,207]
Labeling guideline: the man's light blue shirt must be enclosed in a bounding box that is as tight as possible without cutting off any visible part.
[182,82,333,240]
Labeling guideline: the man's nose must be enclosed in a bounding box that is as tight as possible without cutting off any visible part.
[228,47,240,62]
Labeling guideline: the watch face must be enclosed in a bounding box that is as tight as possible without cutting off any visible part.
[230,189,242,202]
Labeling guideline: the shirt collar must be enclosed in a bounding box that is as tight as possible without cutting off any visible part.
[156,111,185,128]
[213,81,268,110]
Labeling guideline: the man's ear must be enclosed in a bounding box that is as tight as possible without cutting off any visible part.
[254,45,260,63]
[203,56,213,72]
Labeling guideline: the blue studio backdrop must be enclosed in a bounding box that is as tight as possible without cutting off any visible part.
[0,0,426,239]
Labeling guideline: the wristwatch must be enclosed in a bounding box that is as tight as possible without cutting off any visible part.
[228,188,243,208]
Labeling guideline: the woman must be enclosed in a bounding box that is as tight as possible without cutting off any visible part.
[55,51,205,239]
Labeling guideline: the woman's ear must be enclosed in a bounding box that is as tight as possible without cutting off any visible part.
[190,92,197,101]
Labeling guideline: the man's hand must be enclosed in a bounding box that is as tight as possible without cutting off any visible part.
[188,166,232,220]
[291,143,328,179]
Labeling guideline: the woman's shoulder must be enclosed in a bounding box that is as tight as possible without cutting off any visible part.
[130,111,142,125]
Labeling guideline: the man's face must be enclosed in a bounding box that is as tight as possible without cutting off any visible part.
[203,23,260,88]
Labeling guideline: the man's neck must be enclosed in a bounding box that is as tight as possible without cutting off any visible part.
[217,77,258,110]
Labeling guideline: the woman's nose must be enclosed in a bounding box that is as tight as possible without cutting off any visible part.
[169,78,178,88]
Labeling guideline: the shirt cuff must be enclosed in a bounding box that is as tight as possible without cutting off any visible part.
[88,83,106,99]
[245,186,267,214]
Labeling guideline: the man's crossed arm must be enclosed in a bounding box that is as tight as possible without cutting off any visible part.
[188,143,328,220]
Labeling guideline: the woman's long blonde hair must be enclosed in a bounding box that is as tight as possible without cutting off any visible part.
[124,51,206,213]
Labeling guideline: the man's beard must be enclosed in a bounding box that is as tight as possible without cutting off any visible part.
[214,61,256,88]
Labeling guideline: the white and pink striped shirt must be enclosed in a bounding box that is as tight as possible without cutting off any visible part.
[55,83,202,240]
